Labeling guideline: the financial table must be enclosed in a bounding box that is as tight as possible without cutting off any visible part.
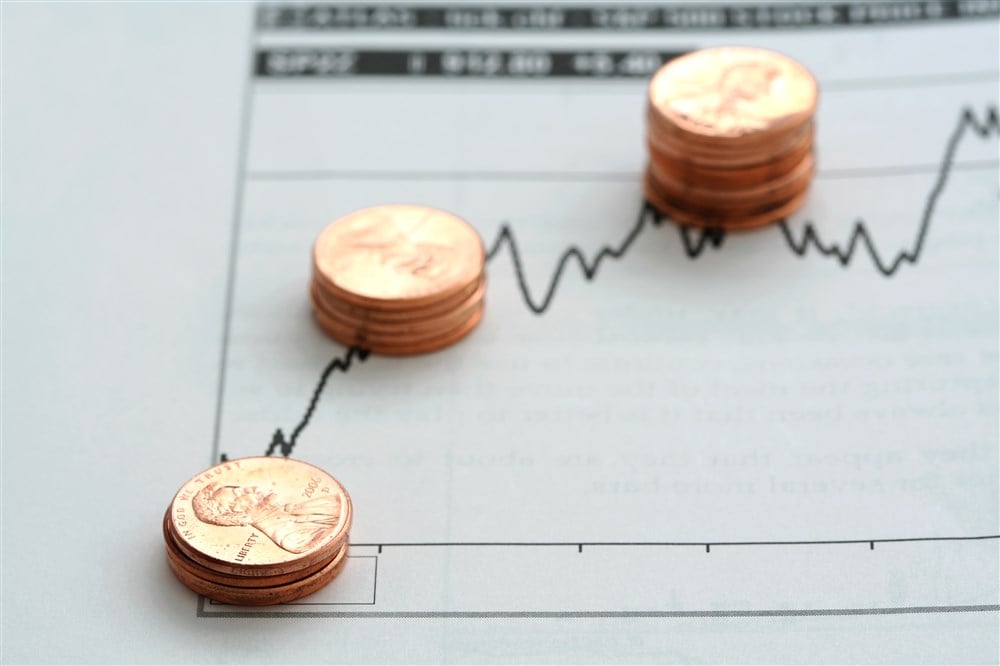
[211,2,999,620]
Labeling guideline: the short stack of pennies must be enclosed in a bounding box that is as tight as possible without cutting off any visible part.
[163,456,352,606]
[310,204,487,355]
[644,46,819,230]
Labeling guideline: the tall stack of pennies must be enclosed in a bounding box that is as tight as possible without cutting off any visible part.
[310,204,487,355]
[644,46,818,230]
[164,457,352,605]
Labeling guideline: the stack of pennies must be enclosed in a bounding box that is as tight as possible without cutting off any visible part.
[310,204,486,355]
[644,46,818,231]
[163,456,352,606]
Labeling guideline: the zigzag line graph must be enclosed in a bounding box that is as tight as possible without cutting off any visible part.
[780,106,998,276]
[248,104,996,461]
[488,105,998,314]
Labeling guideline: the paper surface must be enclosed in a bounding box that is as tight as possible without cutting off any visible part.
[3,2,998,664]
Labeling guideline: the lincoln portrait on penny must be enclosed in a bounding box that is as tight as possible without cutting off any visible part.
[191,482,341,554]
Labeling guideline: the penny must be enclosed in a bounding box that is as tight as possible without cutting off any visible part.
[314,300,485,356]
[162,510,337,588]
[310,205,487,355]
[313,204,485,311]
[314,272,484,324]
[644,172,811,231]
[648,153,815,211]
[648,46,818,141]
[647,103,810,157]
[649,122,814,184]
[644,46,818,231]
[166,541,350,606]
[168,456,352,576]
[312,273,485,326]
[310,277,486,339]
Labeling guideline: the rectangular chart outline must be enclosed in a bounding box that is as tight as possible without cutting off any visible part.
[200,1,1000,619]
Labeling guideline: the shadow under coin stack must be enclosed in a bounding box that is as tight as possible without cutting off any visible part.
[163,457,352,606]
[645,46,819,231]
[311,204,486,355]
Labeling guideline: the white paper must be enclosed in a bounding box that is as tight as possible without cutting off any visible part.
[3,2,998,664]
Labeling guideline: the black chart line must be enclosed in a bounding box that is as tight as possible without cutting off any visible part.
[491,105,998,312]
[488,206,735,314]
[250,105,997,461]
[780,105,999,276]
[265,346,371,458]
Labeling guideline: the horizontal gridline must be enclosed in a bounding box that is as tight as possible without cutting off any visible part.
[243,159,999,182]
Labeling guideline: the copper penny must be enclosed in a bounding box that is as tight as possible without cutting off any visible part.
[311,277,486,339]
[166,542,350,606]
[314,300,485,356]
[168,457,352,576]
[313,204,485,311]
[648,153,815,211]
[647,101,809,157]
[312,272,485,325]
[648,46,818,142]
[644,172,811,231]
[162,510,338,588]
[649,122,814,184]
[644,46,817,231]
